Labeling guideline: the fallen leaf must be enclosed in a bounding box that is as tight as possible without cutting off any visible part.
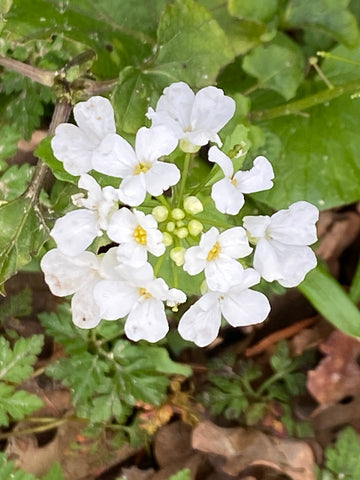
[192,421,315,480]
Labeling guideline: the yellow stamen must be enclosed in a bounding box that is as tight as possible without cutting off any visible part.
[134,162,151,175]
[231,177,238,186]
[133,225,147,245]
[207,242,221,261]
[139,287,152,299]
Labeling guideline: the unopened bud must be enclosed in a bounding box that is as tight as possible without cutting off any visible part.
[171,208,185,220]
[175,227,189,239]
[170,247,186,266]
[162,232,173,246]
[188,219,203,236]
[183,196,203,214]
[152,205,168,222]
[166,221,176,233]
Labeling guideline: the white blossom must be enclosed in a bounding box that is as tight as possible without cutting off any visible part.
[147,82,235,153]
[50,174,118,256]
[183,226,252,291]
[178,267,270,347]
[91,125,179,206]
[51,96,116,175]
[93,263,186,343]
[243,201,319,287]
[40,248,119,329]
[209,146,274,215]
[107,208,165,267]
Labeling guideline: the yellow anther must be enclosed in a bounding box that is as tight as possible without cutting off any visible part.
[139,287,152,299]
[133,225,147,245]
[207,242,221,261]
[134,162,151,175]
[231,177,238,186]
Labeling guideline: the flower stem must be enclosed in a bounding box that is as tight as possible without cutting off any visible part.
[249,78,360,122]
[176,152,191,207]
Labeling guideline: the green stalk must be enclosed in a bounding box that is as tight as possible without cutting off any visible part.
[249,78,360,123]
[176,152,191,207]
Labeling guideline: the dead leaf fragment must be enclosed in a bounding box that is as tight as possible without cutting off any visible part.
[192,421,315,480]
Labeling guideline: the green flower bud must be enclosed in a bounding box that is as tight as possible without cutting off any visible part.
[152,205,168,222]
[171,208,185,220]
[162,232,173,246]
[176,220,185,228]
[175,227,189,239]
[183,196,203,214]
[188,219,203,236]
[170,247,186,266]
[166,221,176,232]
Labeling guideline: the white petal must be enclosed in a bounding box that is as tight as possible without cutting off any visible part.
[220,288,270,327]
[167,288,187,307]
[72,285,102,329]
[93,280,136,320]
[78,174,102,199]
[269,201,319,245]
[243,215,271,239]
[254,238,317,287]
[116,243,148,267]
[92,133,137,178]
[135,126,178,163]
[125,298,169,342]
[118,174,147,206]
[205,256,245,292]
[73,96,116,142]
[41,249,100,296]
[191,86,235,143]
[51,209,99,256]
[183,246,207,275]
[235,156,274,194]
[146,229,166,257]
[144,161,181,196]
[178,293,221,347]
[51,124,95,175]
[147,82,194,133]
[219,227,252,258]
[208,146,234,177]
[107,208,137,243]
[211,179,245,215]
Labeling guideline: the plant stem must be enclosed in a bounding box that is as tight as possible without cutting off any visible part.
[0,417,79,440]
[0,55,55,87]
[249,78,360,122]
[176,152,191,207]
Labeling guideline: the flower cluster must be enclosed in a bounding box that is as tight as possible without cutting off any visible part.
[41,81,319,347]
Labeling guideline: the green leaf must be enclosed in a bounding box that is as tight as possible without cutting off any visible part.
[0,195,49,294]
[283,0,359,48]
[0,452,37,480]
[151,0,233,86]
[0,125,21,171]
[243,33,305,100]
[169,468,192,480]
[324,427,360,478]
[229,0,279,24]
[0,286,32,324]
[38,303,89,355]
[0,164,35,201]
[0,335,43,383]
[254,89,360,210]
[35,137,77,185]
[299,264,360,338]
[0,384,43,426]
[41,463,65,480]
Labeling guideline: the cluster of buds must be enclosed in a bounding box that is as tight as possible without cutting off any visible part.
[41,82,319,347]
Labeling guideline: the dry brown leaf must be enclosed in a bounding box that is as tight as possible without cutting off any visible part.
[192,421,315,480]
[307,330,360,406]
[154,421,193,468]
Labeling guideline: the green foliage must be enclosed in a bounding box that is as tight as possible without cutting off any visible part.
[204,343,313,436]
[0,453,64,480]
[0,335,43,426]
[0,164,35,201]
[41,303,191,434]
[0,286,32,324]
[168,469,192,480]
[318,427,360,479]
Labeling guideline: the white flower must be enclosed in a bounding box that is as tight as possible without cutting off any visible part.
[146,82,235,153]
[51,96,116,175]
[178,267,270,347]
[209,146,274,215]
[41,248,119,329]
[91,126,179,206]
[183,226,252,291]
[243,201,319,287]
[93,262,186,343]
[50,174,118,256]
[107,208,165,267]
